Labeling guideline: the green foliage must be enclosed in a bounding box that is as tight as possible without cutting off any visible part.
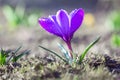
[9,46,30,63]
[3,5,40,30]
[78,36,100,64]
[57,43,72,63]
[109,11,120,31]
[12,50,30,62]
[108,11,120,47]
[39,46,67,63]
[39,37,100,65]
[0,49,6,65]
[27,13,39,26]
[111,34,120,47]
[0,46,30,65]
[3,5,24,30]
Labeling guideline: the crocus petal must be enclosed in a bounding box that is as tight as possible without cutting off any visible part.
[38,18,61,36]
[56,9,69,35]
[50,15,62,31]
[69,9,77,17]
[70,8,84,34]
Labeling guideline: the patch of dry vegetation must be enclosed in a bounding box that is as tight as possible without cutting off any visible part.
[1,53,120,80]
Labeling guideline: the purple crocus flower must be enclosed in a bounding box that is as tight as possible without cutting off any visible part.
[38,8,84,58]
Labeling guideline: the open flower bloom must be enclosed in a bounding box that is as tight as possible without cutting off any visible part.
[38,8,84,58]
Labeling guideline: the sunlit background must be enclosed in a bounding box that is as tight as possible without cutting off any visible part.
[0,0,120,56]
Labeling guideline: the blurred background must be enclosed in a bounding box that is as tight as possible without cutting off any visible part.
[0,0,120,57]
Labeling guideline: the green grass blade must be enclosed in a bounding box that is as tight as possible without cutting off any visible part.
[39,45,67,63]
[0,50,6,65]
[78,36,101,64]
[6,46,22,64]
[14,46,22,54]
[12,50,30,62]
[57,43,70,61]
